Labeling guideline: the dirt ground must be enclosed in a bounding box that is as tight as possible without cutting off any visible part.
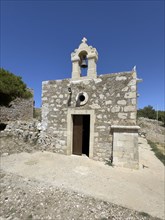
[0,137,164,220]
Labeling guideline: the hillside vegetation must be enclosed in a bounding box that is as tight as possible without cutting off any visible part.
[0,68,32,106]
[138,117,165,165]
[138,105,165,126]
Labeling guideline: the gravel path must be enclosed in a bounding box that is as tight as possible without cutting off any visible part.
[0,137,164,220]
[0,171,160,220]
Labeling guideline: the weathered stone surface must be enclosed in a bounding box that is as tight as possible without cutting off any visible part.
[117,100,126,105]
[0,120,41,155]
[122,86,128,91]
[124,106,136,112]
[130,112,136,119]
[0,96,33,122]
[124,92,136,99]
[118,113,128,119]
[40,38,140,169]
[116,76,127,81]
[138,117,165,144]
[111,106,120,113]
[89,104,101,109]
[41,71,138,165]
[111,125,140,169]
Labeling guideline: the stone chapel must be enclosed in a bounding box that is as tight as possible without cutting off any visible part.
[41,38,141,169]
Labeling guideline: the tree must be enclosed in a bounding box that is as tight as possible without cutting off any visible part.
[158,111,165,126]
[138,105,165,126]
[0,68,32,106]
[137,105,156,119]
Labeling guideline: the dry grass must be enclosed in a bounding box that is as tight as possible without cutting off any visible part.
[156,143,165,156]
[148,140,165,165]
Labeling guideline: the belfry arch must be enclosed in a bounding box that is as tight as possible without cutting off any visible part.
[71,37,98,79]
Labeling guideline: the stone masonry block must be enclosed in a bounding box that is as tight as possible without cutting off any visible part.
[116,76,127,81]
[124,92,136,99]
[118,113,128,119]
[124,106,136,112]
[117,100,126,105]
[111,106,120,113]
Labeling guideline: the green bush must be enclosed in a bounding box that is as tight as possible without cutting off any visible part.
[138,105,165,126]
[0,68,32,106]
[137,105,156,119]
[158,111,165,126]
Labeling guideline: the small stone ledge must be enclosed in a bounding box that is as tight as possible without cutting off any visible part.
[111,125,140,130]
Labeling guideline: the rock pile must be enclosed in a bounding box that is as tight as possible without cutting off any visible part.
[3,120,39,143]
[0,120,41,155]
[138,117,165,144]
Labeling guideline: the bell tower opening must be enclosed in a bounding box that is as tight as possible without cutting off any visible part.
[71,37,98,79]
[79,51,88,77]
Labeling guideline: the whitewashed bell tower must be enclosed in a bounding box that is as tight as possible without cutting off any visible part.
[71,37,98,79]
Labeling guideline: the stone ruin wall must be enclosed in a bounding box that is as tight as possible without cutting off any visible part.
[0,120,40,155]
[41,71,137,162]
[0,97,34,123]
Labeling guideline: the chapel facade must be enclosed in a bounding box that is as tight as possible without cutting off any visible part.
[41,38,140,169]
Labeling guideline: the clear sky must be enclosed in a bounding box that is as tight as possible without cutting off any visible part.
[1,0,164,110]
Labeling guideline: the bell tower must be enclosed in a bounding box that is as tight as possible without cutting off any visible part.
[71,38,98,79]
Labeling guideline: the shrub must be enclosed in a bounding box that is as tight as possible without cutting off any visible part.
[138,105,165,126]
[0,68,32,106]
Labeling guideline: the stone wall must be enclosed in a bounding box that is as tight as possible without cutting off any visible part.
[41,70,138,164]
[0,120,40,155]
[0,97,34,122]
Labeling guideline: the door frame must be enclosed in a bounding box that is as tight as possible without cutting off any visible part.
[67,109,95,158]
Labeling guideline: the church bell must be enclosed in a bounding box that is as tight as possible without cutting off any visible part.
[80,56,88,68]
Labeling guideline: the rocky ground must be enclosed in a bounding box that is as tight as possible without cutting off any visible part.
[138,117,165,157]
[138,117,165,145]
[0,118,164,220]
[0,170,160,220]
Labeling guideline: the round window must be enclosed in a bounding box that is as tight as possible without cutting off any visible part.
[79,94,85,102]
[76,92,88,106]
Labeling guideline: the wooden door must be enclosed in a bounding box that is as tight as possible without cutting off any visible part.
[73,115,83,155]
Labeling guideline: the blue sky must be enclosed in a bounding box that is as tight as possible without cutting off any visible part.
[1,0,164,110]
